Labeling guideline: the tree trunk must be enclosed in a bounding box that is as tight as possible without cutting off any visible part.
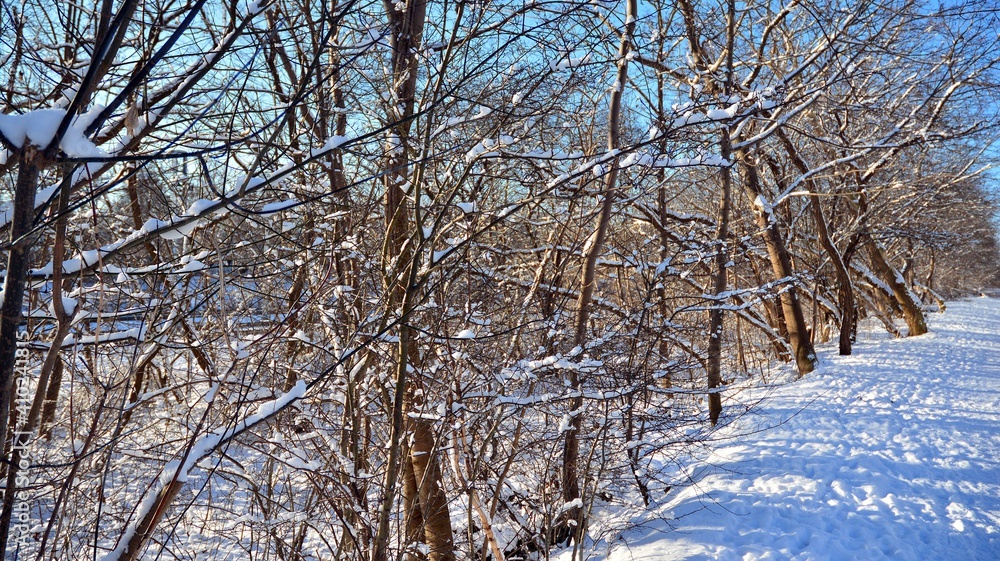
[560,0,636,544]
[371,0,454,558]
[401,440,425,561]
[775,131,855,354]
[39,360,62,439]
[0,147,42,556]
[707,143,732,425]
[866,240,928,336]
[737,155,817,376]
[409,417,455,561]
[115,480,185,561]
[705,0,737,425]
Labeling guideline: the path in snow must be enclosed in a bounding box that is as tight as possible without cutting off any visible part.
[602,298,1000,561]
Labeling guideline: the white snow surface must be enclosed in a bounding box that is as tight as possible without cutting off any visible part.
[0,108,105,157]
[574,298,1000,561]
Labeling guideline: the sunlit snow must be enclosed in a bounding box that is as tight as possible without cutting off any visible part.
[561,298,1000,561]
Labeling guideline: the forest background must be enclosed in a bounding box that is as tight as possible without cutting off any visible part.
[0,0,998,559]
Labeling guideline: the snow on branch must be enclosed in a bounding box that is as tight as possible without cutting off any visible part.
[101,380,307,561]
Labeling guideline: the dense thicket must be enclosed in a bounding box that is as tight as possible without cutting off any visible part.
[0,0,998,559]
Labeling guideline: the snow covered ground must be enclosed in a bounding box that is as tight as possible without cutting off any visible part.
[583,297,1000,560]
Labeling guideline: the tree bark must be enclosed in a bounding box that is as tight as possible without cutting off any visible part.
[0,147,42,557]
[775,131,855,354]
[115,480,185,561]
[707,141,732,425]
[866,240,928,336]
[400,439,425,560]
[560,0,636,544]
[705,0,737,425]
[409,417,455,561]
[371,0,454,559]
[1,167,80,540]
[737,154,817,376]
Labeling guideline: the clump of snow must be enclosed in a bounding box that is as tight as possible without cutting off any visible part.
[672,111,706,127]
[184,198,219,216]
[0,109,106,158]
[240,176,267,191]
[177,259,206,273]
[0,110,64,149]
[431,248,452,263]
[31,248,105,276]
[311,135,350,157]
[705,104,739,120]
[465,136,503,162]
[556,498,584,516]
[752,194,772,214]
[245,0,266,15]
[48,296,78,317]
[231,340,250,360]
[260,199,299,215]
[551,54,592,71]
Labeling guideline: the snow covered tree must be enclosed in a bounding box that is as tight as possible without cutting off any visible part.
[0,0,998,559]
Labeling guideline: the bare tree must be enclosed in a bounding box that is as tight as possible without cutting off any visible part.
[0,0,998,560]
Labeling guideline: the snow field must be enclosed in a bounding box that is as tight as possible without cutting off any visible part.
[577,298,1000,561]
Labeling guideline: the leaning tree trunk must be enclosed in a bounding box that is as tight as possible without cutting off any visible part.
[737,153,817,376]
[866,240,927,336]
[815,202,856,355]
[1,166,81,547]
[776,130,855,355]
